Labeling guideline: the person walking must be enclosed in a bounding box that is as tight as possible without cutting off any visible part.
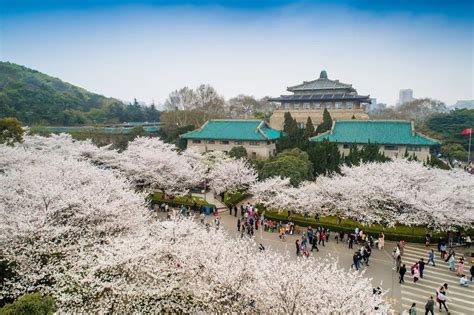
[470,264,474,282]
[234,205,238,217]
[295,239,300,256]
[413,265,420,284]
[237,218,241,232]
[448,254,455,271]
[352,251,361,271]
[364,245,372,266]
[409,303,417,315]
[396,253,402,272]
[419,258,425,278]
[440,243,447,259]
[457,258,465,276]
[425,296,435,315]
[311,234,319,252]
[348,233,354,249]
[436,286,448,313]
[427,249,435,266]
[378,232,385,250]
[399,264,407,283]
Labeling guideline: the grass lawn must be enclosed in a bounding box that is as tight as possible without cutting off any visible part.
[150,192,216,209]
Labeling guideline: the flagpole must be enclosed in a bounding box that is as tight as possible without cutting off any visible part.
[468,129,472,165]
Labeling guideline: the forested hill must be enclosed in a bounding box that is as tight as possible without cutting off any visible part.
[0,62,159,125]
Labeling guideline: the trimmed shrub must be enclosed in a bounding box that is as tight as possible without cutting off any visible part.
[223,191,249,207]
[263,211,446,243]
[0,293,56,315]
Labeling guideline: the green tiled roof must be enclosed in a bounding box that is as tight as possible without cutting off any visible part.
[180,120,282,141]
[310,120,439,146]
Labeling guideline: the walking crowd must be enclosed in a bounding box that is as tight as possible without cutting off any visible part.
[218,202,473,314]
[394,233,474,314]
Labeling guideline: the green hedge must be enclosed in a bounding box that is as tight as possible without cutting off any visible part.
[263,210,446,243]
[223,191,249,207]
[149,192,216,210]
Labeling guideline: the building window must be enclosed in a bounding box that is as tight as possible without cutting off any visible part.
[207,140,215,144]
[335,102,342,109]
[313,103,321,109]
[221,140,229,145]
[293,103,300,110]
[407,146,422,151]
[192,139,201,144]
[325,102,333,109]
[384,145,399,151]
[343,144,350,149]
[283,103,290,110]
[251,152,257,158]
[303,103,310,110]
[234,140,243,145]
[346,102,353,109]
[249,141,259,146]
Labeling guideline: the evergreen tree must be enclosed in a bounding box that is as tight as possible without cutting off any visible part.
[306,140,341,176]
[345,145,360,166]
[283,112,298,136]
[403,148,410,159]
[315,108,333,134]
[304,117,315,137]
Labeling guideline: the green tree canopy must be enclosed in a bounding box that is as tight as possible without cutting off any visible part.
[0,293,56,315]
[306,140,341,176]
[260,148,312,186]
[0,117,24,146]
[0,62,160,125]
[441,143,468,162]
[426,109,474,151]
[228,146,248,159]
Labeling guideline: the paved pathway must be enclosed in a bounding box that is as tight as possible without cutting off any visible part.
[397,244,473,314]
[192,192,473,314]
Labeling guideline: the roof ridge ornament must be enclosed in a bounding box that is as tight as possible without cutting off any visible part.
[319,70,328,79]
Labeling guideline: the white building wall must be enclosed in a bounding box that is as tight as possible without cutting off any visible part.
[337,144,431,161]
[187,139,277,159]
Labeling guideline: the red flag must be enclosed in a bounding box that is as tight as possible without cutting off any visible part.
[461,128,472,135]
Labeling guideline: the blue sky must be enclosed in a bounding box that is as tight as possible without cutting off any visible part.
[1,0,473,106]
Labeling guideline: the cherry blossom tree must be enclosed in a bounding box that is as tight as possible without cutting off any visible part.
[91,137,207,196]
[0,145,148,301]
[57,216,390,314]
[251,159,474,229]
[1,136,392,313]
[207,158,257,194]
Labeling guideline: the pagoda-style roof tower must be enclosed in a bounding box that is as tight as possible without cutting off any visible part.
[269,70,370,102]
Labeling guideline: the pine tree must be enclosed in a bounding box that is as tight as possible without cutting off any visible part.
[283,112,298,136]
[305,117,315,138]
[315,108,333,134]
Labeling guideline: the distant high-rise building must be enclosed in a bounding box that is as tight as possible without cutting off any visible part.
[369,98,377,112]
[398,89,414,105]
[376,103,387,110]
